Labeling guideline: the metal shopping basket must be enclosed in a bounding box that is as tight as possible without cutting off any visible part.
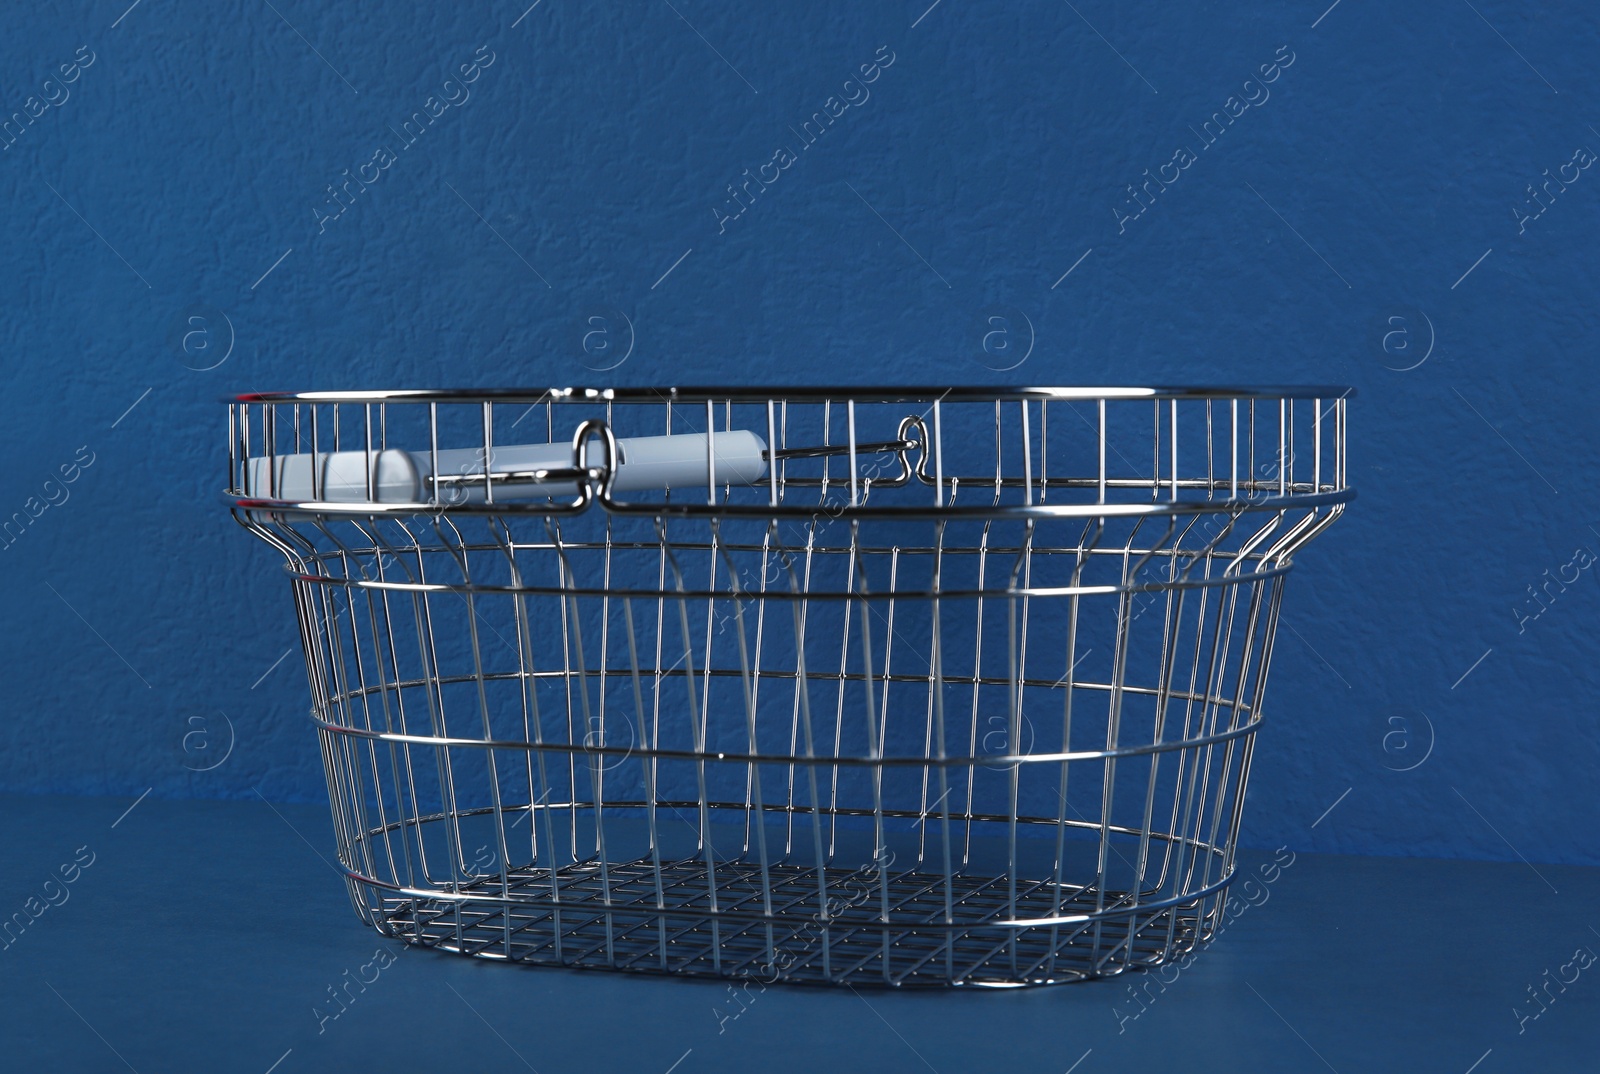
[226,386,1351,987]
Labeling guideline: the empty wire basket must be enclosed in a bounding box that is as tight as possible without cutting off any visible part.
[226,386,1351,987]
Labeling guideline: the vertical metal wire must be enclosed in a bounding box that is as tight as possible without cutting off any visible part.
[482,402,496,505]
[930,520,953,980]
[847,401,859,507]
[428,404,441,509]
[551,525,615,962]
[850,537,886,978]
[659,519,723,973]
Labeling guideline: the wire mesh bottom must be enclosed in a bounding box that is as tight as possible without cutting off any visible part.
[365,856,1209,987]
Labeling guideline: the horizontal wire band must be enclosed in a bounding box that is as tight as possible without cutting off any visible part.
[230,384,1356,405]
[311,709,1260,766]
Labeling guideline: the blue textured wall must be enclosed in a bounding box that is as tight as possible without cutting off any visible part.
[0,0,1595,866]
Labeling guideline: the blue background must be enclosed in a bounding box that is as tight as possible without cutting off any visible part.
[1,0,1596,870]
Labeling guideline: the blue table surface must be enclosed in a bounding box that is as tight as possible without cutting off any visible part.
[2,793,1595,1074]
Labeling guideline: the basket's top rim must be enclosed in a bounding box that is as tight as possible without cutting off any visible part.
[226,385,1356,405]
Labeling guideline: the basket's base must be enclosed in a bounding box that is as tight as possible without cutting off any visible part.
[361,855,1208,987]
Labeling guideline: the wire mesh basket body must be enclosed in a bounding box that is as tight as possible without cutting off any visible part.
[227,386,1351,987]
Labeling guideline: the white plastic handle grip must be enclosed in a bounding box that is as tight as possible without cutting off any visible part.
[246,430,768,503]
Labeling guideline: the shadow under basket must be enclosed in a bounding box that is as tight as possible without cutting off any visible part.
[229,385,1351,988]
